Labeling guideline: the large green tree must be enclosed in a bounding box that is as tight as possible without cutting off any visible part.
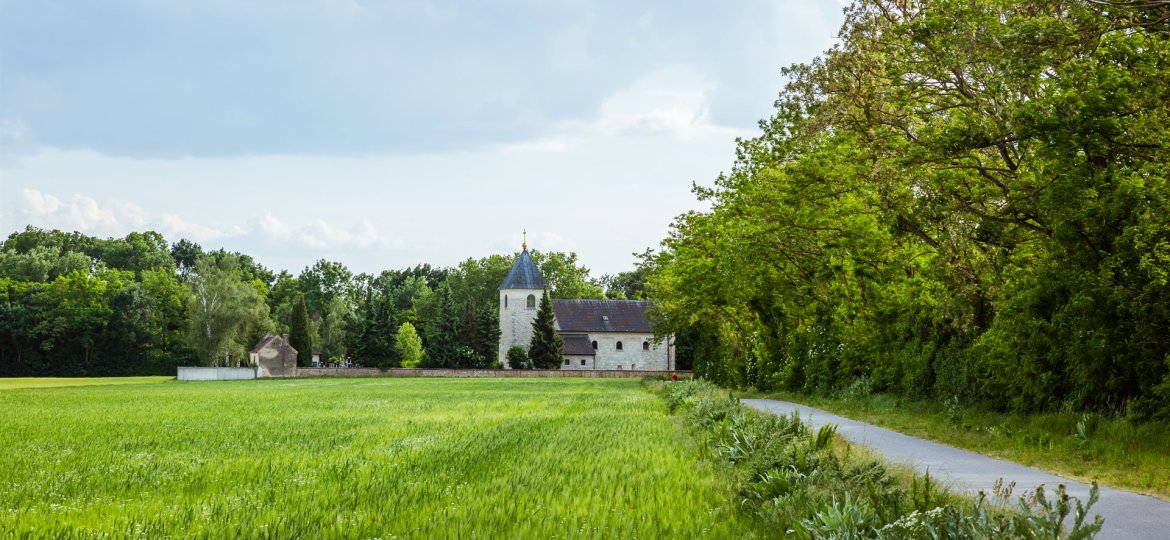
[185,254,271,367]
[528,291,563,369]
[648,0,1170,416]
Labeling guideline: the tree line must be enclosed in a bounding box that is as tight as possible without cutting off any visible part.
[0,227,646,376]
[645,0,1170,418]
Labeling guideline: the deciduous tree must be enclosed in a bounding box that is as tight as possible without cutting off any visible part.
[395,322,424,368]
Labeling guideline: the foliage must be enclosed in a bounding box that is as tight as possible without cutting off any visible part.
[764,389,1170,499]
[394,322,424,368]
[0,225,643,376]
[0,228,197,376]
[647,0,1170,417]
[185,254,271,367]
[289,295,312,367]
[599,248,656,300]
[528,250,606,299]
[528,290,563,369]
[655,380,1103,539]
[0,378,748,538]
[506,345,531,370]
[319,295,350,361]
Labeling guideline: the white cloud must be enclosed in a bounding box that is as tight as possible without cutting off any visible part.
[156,213,237,243]
[1,85,744,276]
[498,137,575,154]
[12,187,398,255]
[297,218,391,251]
[503,65,750,150]
[19,188,60,215]
[531,231,572,253]
[18,188,124,233]
[253,210,291,238]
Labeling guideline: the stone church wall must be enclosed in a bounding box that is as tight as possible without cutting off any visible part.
[588,332,671,371]
[497,288,544,367]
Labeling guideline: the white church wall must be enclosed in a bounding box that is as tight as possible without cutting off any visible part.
[588,332,670,371]
[497,288,545,368]
[562,355,594,370]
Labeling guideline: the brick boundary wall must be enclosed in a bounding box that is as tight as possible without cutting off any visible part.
[294,368,693,379]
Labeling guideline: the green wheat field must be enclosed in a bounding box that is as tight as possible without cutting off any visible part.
[0,377,746,538]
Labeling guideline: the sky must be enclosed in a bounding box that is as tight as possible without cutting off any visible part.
[0,0,846,277]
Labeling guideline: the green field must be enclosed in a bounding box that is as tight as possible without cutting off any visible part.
[0,376,173,390]
[0,377,745,538]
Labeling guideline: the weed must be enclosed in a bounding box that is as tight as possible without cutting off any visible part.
[944,395,964,427]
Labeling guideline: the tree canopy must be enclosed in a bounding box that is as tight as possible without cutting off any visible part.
[647,0,1170,417]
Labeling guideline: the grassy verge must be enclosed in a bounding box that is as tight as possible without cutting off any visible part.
[0,377,747,538]
[0,376,173,390]
[654,379,1103,538]
[751,388,1170,500]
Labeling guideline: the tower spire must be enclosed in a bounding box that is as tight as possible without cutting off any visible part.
[522,229,527,251]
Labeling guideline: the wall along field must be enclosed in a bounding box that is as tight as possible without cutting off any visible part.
[0,378,746,538]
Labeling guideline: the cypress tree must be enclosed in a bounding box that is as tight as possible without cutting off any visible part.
[528,290,563,369]
[290,295,312,367]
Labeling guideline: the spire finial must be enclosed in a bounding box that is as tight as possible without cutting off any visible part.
[522,229,527,251]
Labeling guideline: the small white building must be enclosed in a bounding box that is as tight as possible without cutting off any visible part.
[497,243,673,370]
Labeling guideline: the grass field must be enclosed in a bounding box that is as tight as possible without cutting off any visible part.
[0,376,172,390]
[0,377,746,538]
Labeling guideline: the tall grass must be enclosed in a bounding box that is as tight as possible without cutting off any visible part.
[763,389,1170,499]
[655,379,1103,539]
[0,378,746,538]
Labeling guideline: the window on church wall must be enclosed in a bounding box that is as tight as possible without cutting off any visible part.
[580,359,586,366]
[564,359,570,366]
[526,294,536,309]
[591,340,597,350]
[616,341,623,351]
[642,341,650,351]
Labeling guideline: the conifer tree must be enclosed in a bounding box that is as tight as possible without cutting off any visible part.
[289,295,312,367]
[528,290,563,369]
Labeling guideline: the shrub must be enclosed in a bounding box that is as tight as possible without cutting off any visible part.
[506,345,531,370]
[651,379,1103,539]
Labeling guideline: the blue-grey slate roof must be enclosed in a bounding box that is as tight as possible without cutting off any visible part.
[561,334,596,356]
[553,299,653,333]
[499,249,547,290]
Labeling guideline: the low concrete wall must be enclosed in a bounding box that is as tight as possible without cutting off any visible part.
[177,367,258,381]
[296,368,692,379]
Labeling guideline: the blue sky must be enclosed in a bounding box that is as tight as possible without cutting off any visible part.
[1,0,845,276]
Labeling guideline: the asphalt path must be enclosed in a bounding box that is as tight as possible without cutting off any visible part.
[741,398,1169,540]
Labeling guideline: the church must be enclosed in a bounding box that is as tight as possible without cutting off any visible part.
[497,242,674,371]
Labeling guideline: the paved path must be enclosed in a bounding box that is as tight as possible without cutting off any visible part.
[741,399,1169,540]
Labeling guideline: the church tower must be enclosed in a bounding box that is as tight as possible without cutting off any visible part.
[498,234,546,368]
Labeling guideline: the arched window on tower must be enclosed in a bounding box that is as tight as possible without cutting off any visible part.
[643,341,650,351]
[504,295,508,308]
[526,294,536,309]
[591,340,598,350]
[616,341,623,351]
